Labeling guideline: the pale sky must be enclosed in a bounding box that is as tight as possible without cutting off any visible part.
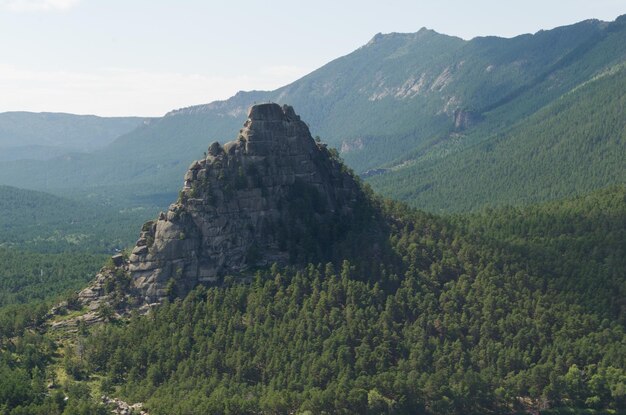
[0,0,624,116]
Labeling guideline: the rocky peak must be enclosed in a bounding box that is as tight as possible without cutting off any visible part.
[80,104,374,307]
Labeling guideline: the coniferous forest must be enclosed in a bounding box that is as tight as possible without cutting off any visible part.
[1,185,625,414]
[1,12,626,415]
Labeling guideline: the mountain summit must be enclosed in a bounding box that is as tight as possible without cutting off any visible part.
[79,104,382,308]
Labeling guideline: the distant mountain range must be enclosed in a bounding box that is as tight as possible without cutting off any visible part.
[0,185,150,253]
[0,15,624,211]
[0,112,145,161]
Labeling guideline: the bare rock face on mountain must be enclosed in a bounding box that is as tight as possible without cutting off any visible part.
[81,104,373,306]
[453,108,482,131]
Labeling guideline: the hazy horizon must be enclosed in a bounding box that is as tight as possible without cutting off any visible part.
[1,0,624,117]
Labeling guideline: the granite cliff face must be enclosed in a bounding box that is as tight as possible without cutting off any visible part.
[80,103,371,307]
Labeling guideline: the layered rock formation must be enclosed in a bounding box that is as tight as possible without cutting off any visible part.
[80,103,369,306]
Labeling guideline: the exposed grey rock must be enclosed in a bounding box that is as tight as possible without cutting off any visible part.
[102,396,148,415]
[79,103,367,306]
[208,141,223,156]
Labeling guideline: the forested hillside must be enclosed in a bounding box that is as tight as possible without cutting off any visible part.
[0,185,152,253]
[0,249,105,308]
[0,14,625,415]
[80,187,626,414]
[2,186,623,414]
[370,62,626,211]
[0,184,154,367]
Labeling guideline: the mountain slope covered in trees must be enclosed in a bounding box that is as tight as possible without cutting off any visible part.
[0,185,151,253]
[80,186,626,414]
[0,15,625,415]
[2,185,624,414]
[369,61,626,211]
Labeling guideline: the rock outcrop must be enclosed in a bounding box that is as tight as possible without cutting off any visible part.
[80,103,371,306]
[453,108,482,131]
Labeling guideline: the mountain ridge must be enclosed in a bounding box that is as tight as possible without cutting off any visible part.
[0,112,146,161]
[0,15,624,212]
[2,14,626,415]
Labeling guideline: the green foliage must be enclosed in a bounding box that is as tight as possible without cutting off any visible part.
[0,364,34,409]
[75,187,626,414]
[450,185,626,322]
[370,63,626,212]
[276,177,393,274]
[0,332,108,414]
[0,185,151,253]
[0,248,105,307]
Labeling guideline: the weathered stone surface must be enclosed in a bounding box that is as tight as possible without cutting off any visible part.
[79,103,367,306]
[453,108,482,131]
[102,396,148,415]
